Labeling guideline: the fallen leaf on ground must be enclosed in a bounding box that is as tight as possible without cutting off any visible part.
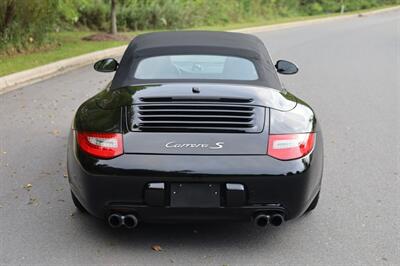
[52,129,60,136]
[23,183,32,191]
[151,245,163,252]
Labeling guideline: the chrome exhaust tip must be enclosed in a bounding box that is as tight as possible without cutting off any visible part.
[270,214,284,227]
[108,213,123,228]
[254,214,270,227]
[122,214,139,229]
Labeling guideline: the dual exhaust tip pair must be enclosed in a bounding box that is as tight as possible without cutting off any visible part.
[108,213,139,229]
[254,213,284,227]
[108,213,284,228]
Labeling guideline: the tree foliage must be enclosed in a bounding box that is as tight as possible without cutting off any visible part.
[0,0,59,52]
[1,0,399,53]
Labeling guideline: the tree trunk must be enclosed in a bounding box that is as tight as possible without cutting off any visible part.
[110,0,117,34]
[2,0,16,33]
[340,0,345,14]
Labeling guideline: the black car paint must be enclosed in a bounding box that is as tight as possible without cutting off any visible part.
[73,82,300,132]
[68,82,323,223]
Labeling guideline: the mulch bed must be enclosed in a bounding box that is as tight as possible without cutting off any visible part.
[82,33,133,42]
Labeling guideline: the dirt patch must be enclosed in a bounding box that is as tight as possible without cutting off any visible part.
[82,33,132,42]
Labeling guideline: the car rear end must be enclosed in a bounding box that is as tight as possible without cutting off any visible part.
[67,85,323,228]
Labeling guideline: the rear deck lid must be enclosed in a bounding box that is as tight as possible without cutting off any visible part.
[95,83,297,155]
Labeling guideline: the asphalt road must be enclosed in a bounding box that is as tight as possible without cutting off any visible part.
[1,9,399,265]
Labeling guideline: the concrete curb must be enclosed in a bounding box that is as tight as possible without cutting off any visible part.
[0,45,127,95]
[232,5,400,34]
[0,5,399,95]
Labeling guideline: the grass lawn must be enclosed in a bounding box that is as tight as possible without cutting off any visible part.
[0,5,397,77]
[0,32,131,76]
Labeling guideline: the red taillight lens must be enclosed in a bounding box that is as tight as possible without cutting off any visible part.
[267,133,315,160]
[76,131,123,159]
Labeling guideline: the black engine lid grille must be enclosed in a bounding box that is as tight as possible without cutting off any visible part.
[139,96,254,103]
[129,101,265,133]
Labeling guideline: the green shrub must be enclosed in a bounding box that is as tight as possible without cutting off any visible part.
[1,0,399,54]
[0,0,59,54]
[308,2,324,15]
[76,0,109,31]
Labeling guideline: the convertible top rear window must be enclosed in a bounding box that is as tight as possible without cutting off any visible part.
[134,55,259,81]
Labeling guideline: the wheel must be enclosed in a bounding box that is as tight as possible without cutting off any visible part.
[305,191,320,213]
[71,191,87,213]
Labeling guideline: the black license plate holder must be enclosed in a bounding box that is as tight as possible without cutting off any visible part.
[170,183,220,207]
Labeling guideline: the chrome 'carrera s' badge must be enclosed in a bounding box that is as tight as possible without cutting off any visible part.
[165,141,224,150]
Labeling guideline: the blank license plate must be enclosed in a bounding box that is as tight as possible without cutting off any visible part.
[170,183,220,207]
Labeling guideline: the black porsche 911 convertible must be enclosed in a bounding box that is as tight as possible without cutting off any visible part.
[67,31,323,228]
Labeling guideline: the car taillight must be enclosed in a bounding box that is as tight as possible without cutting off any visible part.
[267,133,315,160]
[76,131,123,159]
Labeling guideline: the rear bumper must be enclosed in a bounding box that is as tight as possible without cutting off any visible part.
[67,132,323,222]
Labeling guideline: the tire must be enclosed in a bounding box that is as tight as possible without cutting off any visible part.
[71,191,87,213]
[305,191,320,213]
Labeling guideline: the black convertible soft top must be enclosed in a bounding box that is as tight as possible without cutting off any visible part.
[111,31,282,90]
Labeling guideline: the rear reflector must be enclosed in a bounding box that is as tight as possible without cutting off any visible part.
[268,133,315,160]
[77,131,123,159]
